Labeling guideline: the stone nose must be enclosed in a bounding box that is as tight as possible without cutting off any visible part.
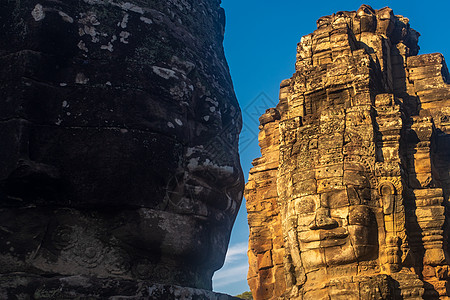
[310,207,338,230]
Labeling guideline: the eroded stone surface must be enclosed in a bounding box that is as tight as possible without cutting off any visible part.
[0,275,239,300]
[0,0,243,297]
[246,5,450,299]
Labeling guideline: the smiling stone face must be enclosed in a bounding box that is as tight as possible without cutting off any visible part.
[277,104,381,288]
[292,170,377,273]
[0,0,243,293]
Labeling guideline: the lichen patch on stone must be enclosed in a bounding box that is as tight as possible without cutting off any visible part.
[140,16,153,25]
[101,42,114,52]
[75,73,89,84]
[119,13,129,29]
[31,4,45,21]
[152,66,178,80]
[77,41,89,52]
[205,97,219,107]
[119,2,144,14]
[58,11,74,23]
[119,31,130,44]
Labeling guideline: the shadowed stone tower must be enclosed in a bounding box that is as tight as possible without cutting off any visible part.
[245,5,450,299]
[0,0,243,298]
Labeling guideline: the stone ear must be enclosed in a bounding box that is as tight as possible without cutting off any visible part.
[378,182,396,214]
[346,186,361,205]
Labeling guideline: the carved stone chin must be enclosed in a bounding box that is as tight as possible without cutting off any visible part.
[246,4,450,299]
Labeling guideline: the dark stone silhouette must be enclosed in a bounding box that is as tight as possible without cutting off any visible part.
[0,0,243,298]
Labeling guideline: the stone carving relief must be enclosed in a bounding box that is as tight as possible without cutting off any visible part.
[0,0,243,298]
[246,5,450,299]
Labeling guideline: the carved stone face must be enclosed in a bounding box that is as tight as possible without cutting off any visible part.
[356,4,376,18]
[288,167,377,273]
[357,4,376,33]
[166,145,243,225]
[316,16,333,29]
[376,7,395,36]
[0,0,243,289]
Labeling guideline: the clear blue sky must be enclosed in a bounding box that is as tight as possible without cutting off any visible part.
[213,0,450,295]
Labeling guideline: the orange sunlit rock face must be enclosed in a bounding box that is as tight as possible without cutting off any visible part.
[245,4,450,299]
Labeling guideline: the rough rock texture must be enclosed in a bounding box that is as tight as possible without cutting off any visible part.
[0,0,243,298]
[0,275,239,300]
[245,5,450,300]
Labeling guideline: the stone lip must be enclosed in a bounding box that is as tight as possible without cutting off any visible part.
[0,274,240,300]
[298,227,348,243]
